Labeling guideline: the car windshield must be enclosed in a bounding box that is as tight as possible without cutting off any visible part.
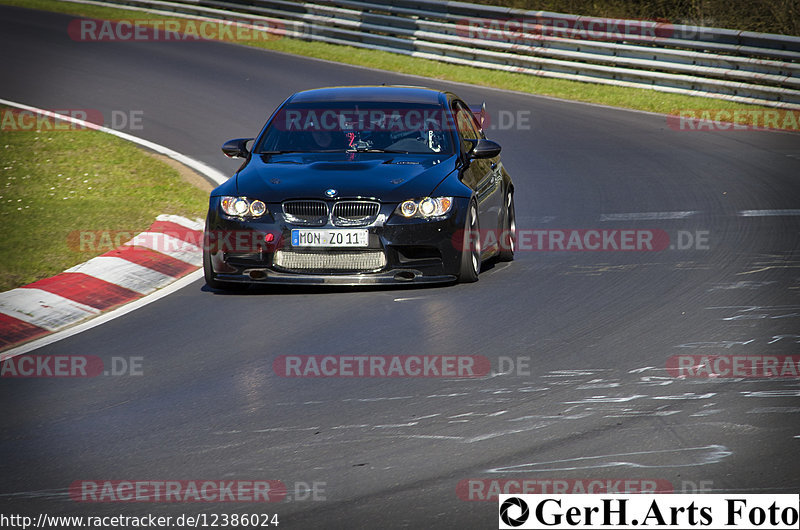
[254,101,455,155]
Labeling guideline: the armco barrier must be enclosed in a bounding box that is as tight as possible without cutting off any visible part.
[68,0,800,109]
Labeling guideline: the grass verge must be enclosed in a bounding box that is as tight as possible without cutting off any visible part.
[0,109,210,292]
[0,0,776,115]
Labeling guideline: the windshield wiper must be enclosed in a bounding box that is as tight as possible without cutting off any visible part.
[346,148,411,154]
[258,149,347,154]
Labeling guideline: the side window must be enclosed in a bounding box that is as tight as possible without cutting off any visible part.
[464,102,485,136]
[452,102,481,154]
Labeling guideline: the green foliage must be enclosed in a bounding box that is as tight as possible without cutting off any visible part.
[468,0,800,36]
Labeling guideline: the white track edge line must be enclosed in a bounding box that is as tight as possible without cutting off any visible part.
[49,0,800,132]
[1,270,203,360]
[0,98,220,358]
[0,98,228,185]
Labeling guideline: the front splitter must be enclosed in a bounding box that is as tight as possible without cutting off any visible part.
[214,270,456,286]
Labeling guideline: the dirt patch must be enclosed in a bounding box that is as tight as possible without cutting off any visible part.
[147,152,215,193]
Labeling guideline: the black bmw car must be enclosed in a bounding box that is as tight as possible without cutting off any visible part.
[203,85,515,288]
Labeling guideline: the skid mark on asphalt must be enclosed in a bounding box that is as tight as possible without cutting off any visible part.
[602,407,682,418]
[707,280,777,291]
[767,335,800,344]
[563,394,647,404]
[266,366,800,434]
[577,379,622,389]
[673,261,715,270]
[741,390,800,397]
[677,339,755,349]
[737,259,800,276]
[253,426,321,433]
[652,392,716,400]
[703,305,800,321]
[600,211,698,221]
[746,407,800,413]
[0,489,70,502]
[634,375,674,386]
[690,407,724,417]
[259,337,799,446]
[393,434,462,440]
[560,264,641,276]
[341,395,414,402]
[558,261,713,276]
[233,252,800,462]
[515,215,556,224]
[544,369,613,377]
[509,412,593,421]
[486,445,732,473]
[738,209,800,217]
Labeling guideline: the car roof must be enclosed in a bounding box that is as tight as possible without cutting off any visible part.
[288,86,447,105]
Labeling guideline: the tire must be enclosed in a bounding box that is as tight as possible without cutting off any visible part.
[498,190,515,262]
[457,201,481,283]
[204,247,249,291]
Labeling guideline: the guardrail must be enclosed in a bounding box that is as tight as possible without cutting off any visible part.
[72,0,800,109]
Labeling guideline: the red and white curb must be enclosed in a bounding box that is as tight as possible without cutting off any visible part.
[0,215,204,351]
[0,99,228,357]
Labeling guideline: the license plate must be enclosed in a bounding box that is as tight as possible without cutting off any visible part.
[291,229,369,247]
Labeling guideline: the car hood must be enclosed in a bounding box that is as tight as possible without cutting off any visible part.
[233,153,458,203]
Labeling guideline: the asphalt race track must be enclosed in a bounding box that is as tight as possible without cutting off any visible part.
[1,5,799,528]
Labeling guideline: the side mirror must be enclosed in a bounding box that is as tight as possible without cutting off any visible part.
[469,138,501,159]
[221,138,253,158]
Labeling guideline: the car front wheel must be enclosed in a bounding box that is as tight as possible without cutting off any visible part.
[498,190,515,262]
[457,201,481,283]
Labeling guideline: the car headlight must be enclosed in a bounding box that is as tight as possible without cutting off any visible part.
[220,196,268,218]
[395,197,453,219]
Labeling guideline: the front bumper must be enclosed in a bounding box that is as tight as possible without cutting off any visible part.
[214,269,454,286]
[205,198,469,286]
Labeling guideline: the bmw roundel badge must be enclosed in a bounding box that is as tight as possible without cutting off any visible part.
[325,189,337,198]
